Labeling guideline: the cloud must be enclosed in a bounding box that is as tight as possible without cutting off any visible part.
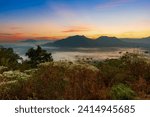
[32,33,40,36]
[0,33,13,36]
[97,0,133,9]
[34,36,64,40]
[10,27,22,30]
[15,33,24,35]
[62,26,91,33]
[116,30,150,38]
[0,33,25,41]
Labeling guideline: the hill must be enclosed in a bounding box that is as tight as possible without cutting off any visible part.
[44,35,129,48]
[94,36,127,47]
[21,39,37,43]
[122,36,150,44]
[52,35,94,47]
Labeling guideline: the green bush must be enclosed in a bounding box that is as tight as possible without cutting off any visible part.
[97,59,126,86]
[0,47,21,70]
[110,83,136,100]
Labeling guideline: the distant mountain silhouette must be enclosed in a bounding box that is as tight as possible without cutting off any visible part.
[51,35,94,47]
[94,36,126,47]
[21,39,37,43]
[43,35,150,48]
[44,35,129,47]
[20,39,54,45]
[122,36,150,44]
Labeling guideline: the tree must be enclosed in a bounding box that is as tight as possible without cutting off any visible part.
[25,45,53,67]
[0,47,22,70]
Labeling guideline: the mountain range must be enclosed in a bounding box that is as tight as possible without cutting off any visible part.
[21,35,150,48]
[20,39,37,43]
[122,37,150,44]
[43,35,136,48]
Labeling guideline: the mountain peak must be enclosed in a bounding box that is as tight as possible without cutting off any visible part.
[67,35,87,39]
[21,39,37,43]
[52,35,91,47]
[143,36,150,39]
[44,35,127,47]
[97,36,118,40]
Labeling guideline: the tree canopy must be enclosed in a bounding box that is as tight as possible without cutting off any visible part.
[26,45,53,67]
[0,47,22,69]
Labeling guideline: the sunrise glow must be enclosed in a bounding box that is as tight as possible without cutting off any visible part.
[0,0,150,41]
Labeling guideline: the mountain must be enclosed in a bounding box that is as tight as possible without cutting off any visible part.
[46,35,94,47]
[44,35,129,48]
[43,35,150,48]
[20,39,54,45]
[94,36,127,47]
[21,39,37,43]
[122,36,150,44]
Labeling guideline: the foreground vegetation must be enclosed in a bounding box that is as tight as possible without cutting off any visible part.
[0,46,150,99]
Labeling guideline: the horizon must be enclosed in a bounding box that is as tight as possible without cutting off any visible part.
[0,35,150,43]
[0,0,150,41]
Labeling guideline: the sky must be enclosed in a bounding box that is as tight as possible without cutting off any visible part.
[0,0,150,41]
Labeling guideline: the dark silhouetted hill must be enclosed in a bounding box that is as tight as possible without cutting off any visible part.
[43,35,150,48]
[45,35,94,47]
[122,36,150,44]
[44,35,130,48]
[21,39,37,43]
[94,36,127,47]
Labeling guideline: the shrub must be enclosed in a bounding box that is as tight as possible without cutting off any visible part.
[24,69,37,75]
[120,53,148,80]
[110,83,136,100]
[64,62,100,99]
[0,52,150,100]
[97,59,126,86]
[27,61,101,99]
[0,78,29,99]
[0,66,8,74]
[0,70,30,99]
[131,77,149,99]
[2,71,30,81]
[28,62,69,99]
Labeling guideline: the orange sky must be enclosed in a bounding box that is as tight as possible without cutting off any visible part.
[0,0,150,41]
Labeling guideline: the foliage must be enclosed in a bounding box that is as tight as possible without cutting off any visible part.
[2,70,30,81]
[0,71,30,99]
[27,62,101,99]
[0,47,21,70]
[0,66,8,74]
[110,83,136,100]
[0,49,150,99]
[87,53,150,99]
[19,60,32,71]
[120,53,148,80]
[25,45,53,68]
